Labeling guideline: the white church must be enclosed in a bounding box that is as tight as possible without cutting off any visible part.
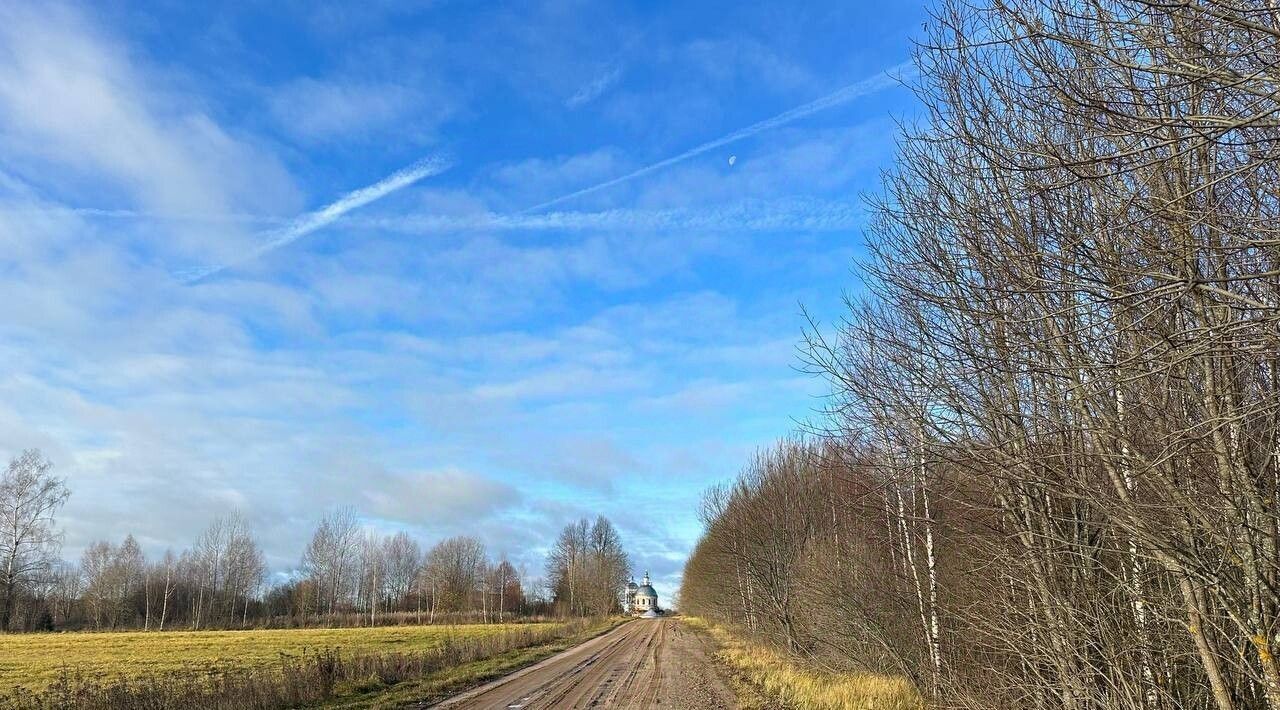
[625,572,660,617]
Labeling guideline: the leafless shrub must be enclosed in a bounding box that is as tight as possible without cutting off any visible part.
[687,1,1280,708]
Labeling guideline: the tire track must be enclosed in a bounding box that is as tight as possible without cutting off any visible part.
[496,623,642,709]
[537,620,656,709]
[592,620,659,707]
[428,618,734,709]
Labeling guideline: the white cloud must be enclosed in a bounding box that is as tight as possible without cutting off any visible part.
[361,468,521,526]
[0,1,896,587]
[472,366,646,402]
[489,148,628,207]
[0,3,300,262]
[269,78,449,143]
[565,66,623,108]
[635,379,750,412]
[682,37,817,95]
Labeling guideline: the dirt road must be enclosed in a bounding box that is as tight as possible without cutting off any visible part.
[429,618,737,709]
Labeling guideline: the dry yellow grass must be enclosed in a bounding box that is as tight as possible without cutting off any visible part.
[682,617,923,710]
[0,623,558,693]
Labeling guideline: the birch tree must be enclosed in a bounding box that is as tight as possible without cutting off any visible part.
[424,535,485,613]
[301,507,360,615]
[688,2,1280,707]
[383,531,421,612]
[546,517,629,616]
[0,450,69,631]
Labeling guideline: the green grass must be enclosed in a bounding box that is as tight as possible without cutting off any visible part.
[0,623,556,694]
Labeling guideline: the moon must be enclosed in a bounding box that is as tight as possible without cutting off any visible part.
[728,155,737,166]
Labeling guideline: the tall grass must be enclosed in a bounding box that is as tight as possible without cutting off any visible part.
[684,617,922,710]
[0,621,594,710]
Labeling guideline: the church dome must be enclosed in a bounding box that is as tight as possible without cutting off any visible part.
[631,571,659,615]
[636,571,657,598]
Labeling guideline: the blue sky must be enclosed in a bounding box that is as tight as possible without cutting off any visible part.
[0,0,924,599]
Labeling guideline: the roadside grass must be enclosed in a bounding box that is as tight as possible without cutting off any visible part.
[0,623,549,694]
[318,616,628,709]
[0,619,623,709]
[681,617,923,710]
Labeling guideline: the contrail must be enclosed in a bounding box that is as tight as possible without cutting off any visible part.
[36,206,284,225]
[180,155,451,283]
[20,196,863,236]
[346,197,864,233]
[524,60,914,213]
[57,61,906,281]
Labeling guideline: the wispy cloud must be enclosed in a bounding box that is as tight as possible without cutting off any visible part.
[525,60,914,212]
[270,79,418,142]
[565,66,623,109]
[0,0,917,586]
[349,197,863,233]
[181,156,452,283]
[23,196,861,234]
[0,2,300,261]
[268,77,457,146]
[9,206,281,225]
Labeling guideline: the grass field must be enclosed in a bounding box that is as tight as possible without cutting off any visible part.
[0,623,557,694]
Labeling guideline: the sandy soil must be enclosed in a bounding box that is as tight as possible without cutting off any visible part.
[427,618,737,709]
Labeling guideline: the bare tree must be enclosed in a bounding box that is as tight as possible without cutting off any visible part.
[115,535,145,626]
[424,535,485,614]
[189,512,261,628]
[301,507,360,616]
[546,519,589,615]
[0,450,69,631]
[383,531,421,613]
[490,557,522,621]
[586,517,630,616]
[546,516,629,617]
[155,549,176,631]
[80,540,114,629]
[0,457,619,631]
[46,560,81,628]
[357,532,386,625]
[687,2,1280,708]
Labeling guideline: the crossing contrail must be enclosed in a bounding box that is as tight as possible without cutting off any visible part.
[116,61,907,283]
[180,155,451,283]
[523,60,913,213]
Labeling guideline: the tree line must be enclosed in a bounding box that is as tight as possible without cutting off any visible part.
[1,450,632,632]
[683,1,1280,709]
[544,516,631,617]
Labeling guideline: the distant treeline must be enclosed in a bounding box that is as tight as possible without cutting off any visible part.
[683,2,1280,710]
[0,451,631,632]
